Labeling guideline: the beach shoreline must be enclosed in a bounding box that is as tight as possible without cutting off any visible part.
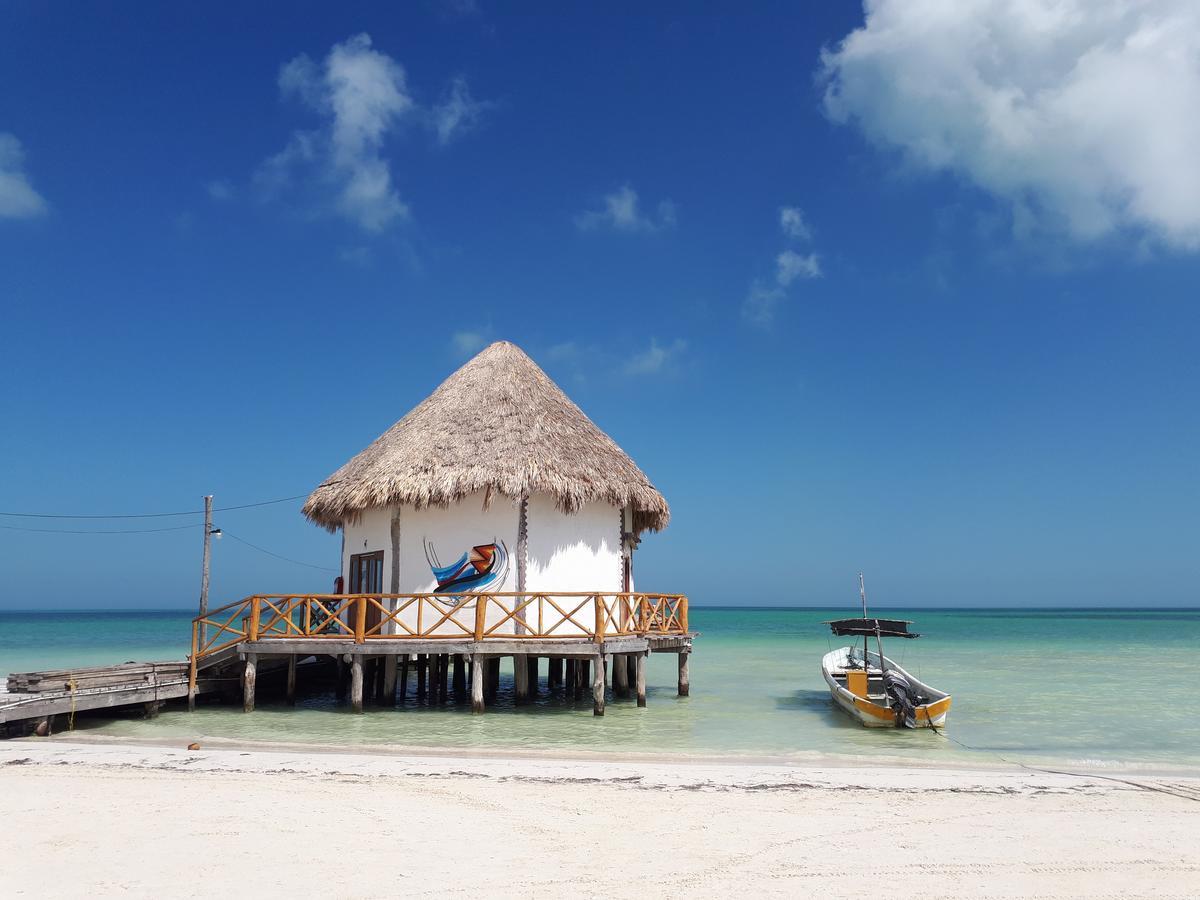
[15,728,1200,778]
[3,739,1197,898]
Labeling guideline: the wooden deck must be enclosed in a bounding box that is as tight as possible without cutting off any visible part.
[2,592,695,733]
[191,592,694,716]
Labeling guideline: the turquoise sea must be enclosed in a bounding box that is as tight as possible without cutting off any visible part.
[3,607,1198,772]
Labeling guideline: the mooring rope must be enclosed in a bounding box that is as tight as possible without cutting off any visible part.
[927,722,1199,803]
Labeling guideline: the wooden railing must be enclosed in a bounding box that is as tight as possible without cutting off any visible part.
[191,592,688,664]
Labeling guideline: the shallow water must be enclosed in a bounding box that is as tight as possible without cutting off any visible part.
[3,607,1197,770]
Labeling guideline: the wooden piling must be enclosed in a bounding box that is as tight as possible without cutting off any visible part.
[399,655,410,702]
[527,655,539,698]
[574,658,589,701]
[439,654,450,704]
[636,652,646,707]
[243,653,257,713]
[547,656,561,689]
[416,654,427,703]
[514,654,529,704]
[487,657,500,702]
[335,656,347,700]
[565,658,575,693]
[383,656,398,706]
[593,655,606,716]
[286,654,297,706]
[613,651,629,698]
[350,656,364,713]
[678,651,690,697]
[471,654,485,713]
[453,653,466,700]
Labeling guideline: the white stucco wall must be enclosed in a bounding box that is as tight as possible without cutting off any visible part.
[525,495,622,593]
[338,491,629,637]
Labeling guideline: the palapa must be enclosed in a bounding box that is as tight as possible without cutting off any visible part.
[303,341,669,534]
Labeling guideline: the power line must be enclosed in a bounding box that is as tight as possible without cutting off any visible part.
[0,522,204,535]
[0,493,309,520]
[222,531,337,572]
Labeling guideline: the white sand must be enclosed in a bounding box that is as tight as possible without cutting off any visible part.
[2,740,1198,899]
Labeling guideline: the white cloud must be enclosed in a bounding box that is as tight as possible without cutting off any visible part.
[742,282,787,327]
[0,133,47,219]
[742,206,824,325]
[432,76,488,145]
[776,249,822,285]
[451,330,491,357]
[821,0,1200,250]
[206,179,234,201]
[576,184,676,233]
[623,338,687,376]
[262,34,414,232]
[779,206,811,241]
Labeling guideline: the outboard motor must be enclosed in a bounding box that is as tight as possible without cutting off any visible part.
[883,669,918,728]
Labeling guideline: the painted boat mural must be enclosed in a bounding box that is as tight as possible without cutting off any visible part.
[424,539,510,593]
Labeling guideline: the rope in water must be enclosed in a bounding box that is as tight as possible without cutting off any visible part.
[926,721,1200,803]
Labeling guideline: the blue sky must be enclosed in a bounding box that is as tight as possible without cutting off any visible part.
[1,2,1198,609]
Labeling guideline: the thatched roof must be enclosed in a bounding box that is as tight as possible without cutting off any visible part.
[303,341,669,534]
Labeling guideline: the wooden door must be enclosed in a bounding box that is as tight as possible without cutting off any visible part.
[349,551,384,632]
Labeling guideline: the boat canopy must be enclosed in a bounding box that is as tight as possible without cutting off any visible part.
[825,617,920,639]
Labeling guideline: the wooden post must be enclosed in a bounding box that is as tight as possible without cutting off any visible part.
[335,655,347,700]
[636,652,647,707]
[487,657,500,702]
[354,597,367,643]
[527,655,538,698]
[514,654,529,704]
[416,654,427,703]
[574,658,588,701]
[678,651,690,697]
[187,620,199,712]
[471,654,485,713]
[399,655,410,701]
[564,658,575,693]
[453,654,466,699]
[474,596,487,640]
[286,654,297,705]
[593,655,606,716]
[439,654,450,704]
[243,653,257,713]
[350,655,364,713]
[613,651,629,698]
[383,656,398,706]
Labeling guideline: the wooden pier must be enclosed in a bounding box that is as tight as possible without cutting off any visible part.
[1,661,217,736]
[3,592,694,734]
[191,592,694,717]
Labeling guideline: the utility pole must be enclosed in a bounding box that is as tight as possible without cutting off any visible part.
[199,494,213,647]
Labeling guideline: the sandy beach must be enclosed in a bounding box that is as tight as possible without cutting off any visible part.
[2,739,1197,899]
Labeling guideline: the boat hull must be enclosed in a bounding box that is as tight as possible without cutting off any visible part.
[821,647,951,729]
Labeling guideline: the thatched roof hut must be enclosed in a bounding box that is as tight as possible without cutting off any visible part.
[302,341,669,536]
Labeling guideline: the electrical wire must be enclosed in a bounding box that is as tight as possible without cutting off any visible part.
[0,493,309,520]
[222,531,337,572]
[0,522,203,535]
